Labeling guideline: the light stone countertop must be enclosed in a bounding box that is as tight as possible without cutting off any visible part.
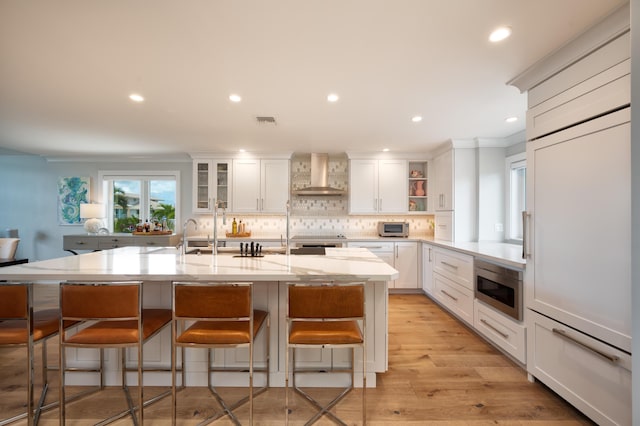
[189,234,526,270]
[0,246,400,282]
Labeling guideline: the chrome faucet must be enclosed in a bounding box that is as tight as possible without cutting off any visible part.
[182,218,198,255]
[210,198,225,256]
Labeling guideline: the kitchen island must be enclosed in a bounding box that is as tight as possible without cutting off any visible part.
[0,246,398,388]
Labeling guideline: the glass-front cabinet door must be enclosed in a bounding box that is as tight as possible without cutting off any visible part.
[192,159,231,213]
[216,162,229,209]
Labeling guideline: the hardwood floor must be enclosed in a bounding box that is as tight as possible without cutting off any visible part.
[0,289,594,425]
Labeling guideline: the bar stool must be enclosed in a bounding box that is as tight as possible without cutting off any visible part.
[0,283,75,426]
[285,281,366,425]
[58,281,173,425]
[171,281,270,425]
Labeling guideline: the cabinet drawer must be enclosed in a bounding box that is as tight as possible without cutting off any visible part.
[97,238,135,249]
[63,237,97,250]
[474,300,525,363]
[347,242,394,252]
[433,273,473,326]
[433,248,473,290]
[527,310,631,426]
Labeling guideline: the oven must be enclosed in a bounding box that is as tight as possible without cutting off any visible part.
[474,259,523,321]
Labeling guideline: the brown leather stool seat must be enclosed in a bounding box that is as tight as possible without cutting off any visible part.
[59,281,173,425]
[285,282,366,425]
[172,281,270,425]
[0,284,77,426]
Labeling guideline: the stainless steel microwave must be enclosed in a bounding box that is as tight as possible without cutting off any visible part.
[377,221,409,237]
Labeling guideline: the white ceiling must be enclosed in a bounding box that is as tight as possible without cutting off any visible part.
[0,0,627,158]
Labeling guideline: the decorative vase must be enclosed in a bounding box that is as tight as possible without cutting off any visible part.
[414,180,425,196]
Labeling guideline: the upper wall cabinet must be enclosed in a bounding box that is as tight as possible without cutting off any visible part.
[433,150,453,211]
[232,158,289,213]
[349,159,407,214]
[192,158,232,213]
[432,146,477,242]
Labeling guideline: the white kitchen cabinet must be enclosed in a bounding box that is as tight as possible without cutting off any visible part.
[393,241,418,289]
[527,32,630,140]
[433,272,473,326]
[432,146,476,241]
[348,241,418,290]
[431,247,474,325]
[525,108,631,353]
[527,310,631,426]
[474,299,526,364]
[349,159,407,214]
[192,158,231,213]
[421,243,434,295]
[432,247,473,291]
[232,158,289,213]
[433,150,453,211]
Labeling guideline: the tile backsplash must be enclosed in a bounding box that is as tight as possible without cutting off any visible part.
[195,214,434,238]
[290,153,348,216]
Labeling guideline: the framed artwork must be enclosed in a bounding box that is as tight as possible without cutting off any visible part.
[58,176,90,225]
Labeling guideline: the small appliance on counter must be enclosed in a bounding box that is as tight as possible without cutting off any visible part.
[377,221,409,237]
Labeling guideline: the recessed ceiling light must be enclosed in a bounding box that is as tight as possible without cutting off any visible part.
[412,116,423,123]
[382,148,390,152]
[229,94,242,103]
[327,93,339,102]
[129,93,144,103]
[489,26,512,42]
[239,148,246,153]
[505,116,518,123]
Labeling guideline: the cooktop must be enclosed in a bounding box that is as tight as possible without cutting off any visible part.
[291,234,346,239]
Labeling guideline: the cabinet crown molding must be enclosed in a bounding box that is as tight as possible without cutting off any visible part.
[507,2,629,93]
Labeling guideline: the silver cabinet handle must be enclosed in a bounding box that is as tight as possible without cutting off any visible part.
[552,328,620,363]
[428,247,432,262]
[261,198,264,210]
[441,261,458,270]
[440,289,458,301]
[480,319,509,339]
[379,198,382,211]
[256,199,259,210]
[522,211,531,259]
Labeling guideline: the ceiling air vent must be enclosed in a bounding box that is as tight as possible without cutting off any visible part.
[256,116,276,125]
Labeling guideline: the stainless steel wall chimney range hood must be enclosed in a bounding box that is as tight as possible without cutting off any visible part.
[292,153,346,196]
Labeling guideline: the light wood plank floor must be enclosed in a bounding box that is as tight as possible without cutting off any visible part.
[0,288,594,425]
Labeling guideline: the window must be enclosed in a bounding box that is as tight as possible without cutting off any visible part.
[99,171,180,233]
[505,153,526,243]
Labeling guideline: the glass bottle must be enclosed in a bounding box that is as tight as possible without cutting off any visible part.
[232,218,238,234]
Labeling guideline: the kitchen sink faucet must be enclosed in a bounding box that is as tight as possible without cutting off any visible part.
[182,218,198,255]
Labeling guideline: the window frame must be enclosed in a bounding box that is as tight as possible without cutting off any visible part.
[98,170,180,233]
[504,152,526,244]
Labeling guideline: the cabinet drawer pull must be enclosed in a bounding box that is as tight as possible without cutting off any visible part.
[441,261,458,269]
[552,328,620,363]
[440,289,458,301]
[480,319,509,339]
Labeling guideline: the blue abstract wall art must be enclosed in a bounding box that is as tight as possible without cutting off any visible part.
[58,176,90,225]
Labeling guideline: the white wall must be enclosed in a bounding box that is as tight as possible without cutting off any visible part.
[477,147,506,241]
[0,155,192,261]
